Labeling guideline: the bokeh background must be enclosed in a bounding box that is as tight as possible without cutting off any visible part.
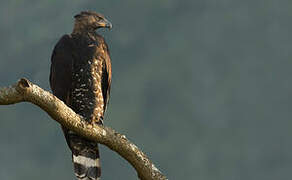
[0,0,291,179]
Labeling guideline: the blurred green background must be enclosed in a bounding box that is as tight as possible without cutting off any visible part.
[0,0,291,179]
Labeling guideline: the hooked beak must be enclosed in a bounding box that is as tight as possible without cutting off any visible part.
[100,18,112,29]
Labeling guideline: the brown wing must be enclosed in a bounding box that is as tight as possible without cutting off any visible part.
[101,42,112,112]
[49,35,74,104]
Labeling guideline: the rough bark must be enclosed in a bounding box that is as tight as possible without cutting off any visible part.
[0,78,167,180]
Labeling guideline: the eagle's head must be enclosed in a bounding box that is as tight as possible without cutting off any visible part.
[73,11,112,32]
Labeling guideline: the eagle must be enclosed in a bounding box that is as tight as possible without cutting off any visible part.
[49,11,112,180]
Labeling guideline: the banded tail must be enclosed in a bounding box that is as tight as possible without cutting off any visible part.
[64,129,101,180]
[72,146,101,180]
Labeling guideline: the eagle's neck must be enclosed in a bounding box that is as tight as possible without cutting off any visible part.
[72,22,95,35]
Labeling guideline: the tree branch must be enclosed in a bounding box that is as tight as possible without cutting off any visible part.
[0,78,167,180]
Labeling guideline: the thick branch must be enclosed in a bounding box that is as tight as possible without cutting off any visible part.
[0,78,167,180]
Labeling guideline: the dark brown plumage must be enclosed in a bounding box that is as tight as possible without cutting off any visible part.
[49,11,112,180]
